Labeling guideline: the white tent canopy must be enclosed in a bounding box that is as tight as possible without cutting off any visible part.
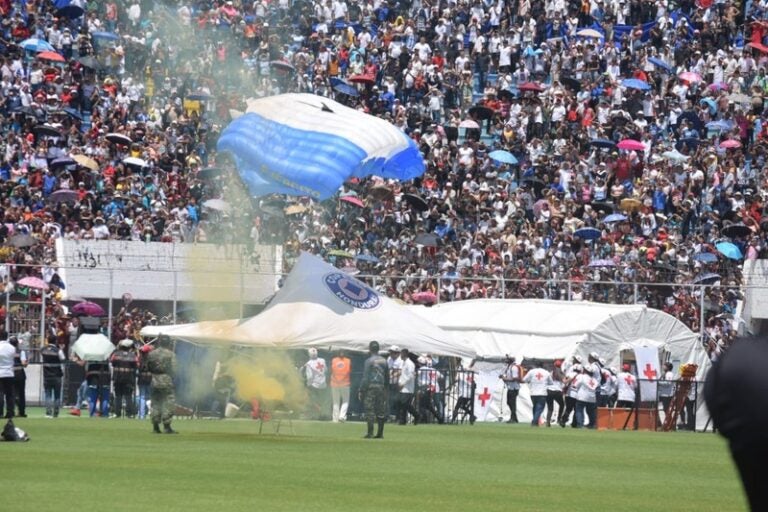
[141,252,472,358]
[410,299,710,378]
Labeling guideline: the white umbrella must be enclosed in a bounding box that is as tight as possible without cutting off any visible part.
[661,149,690,163]
[203,198,232,212]
[123,157,148,168]
[71,333,115,361]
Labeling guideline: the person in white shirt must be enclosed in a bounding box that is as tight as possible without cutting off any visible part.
[573,366,598,428]
[658,362,675,419]
[499,355,522,423]
[396,348,419,424]
[388,345,403,417]
[601,366,618,408]
[0,337,16,419]
[616,364,637,408]
[546,360,565,427]
[303,348,328,419]
[523,360,553,426]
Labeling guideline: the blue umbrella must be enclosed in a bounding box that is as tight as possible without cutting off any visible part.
[588,259,616,268]
[706,120,733,132]
[355,254,379,263]
[91,32,120,41]
[57,4,85,18]
[699,98,717,115]
[621,78,652,91]
[648,57,673,72]
[332,81,359,97]
[488,150,518,165]
[187,92,214,101]
[716,242,743,260]
[590,138,616,149]
[604,213,628,223]
[574,227,602,240]
[19,38,55,52]
[62,107,83,121]
[693,252,718,263]
[693,272,721,285]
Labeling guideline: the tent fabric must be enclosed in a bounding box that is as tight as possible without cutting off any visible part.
[409,299,709,378]
[140,252,472,358]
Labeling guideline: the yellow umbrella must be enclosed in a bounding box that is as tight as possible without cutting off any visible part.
[72,154,98,171]
[285,204,308,215]
[620,198,642,212]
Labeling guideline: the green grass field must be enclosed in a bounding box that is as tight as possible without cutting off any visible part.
[5,408,745,512]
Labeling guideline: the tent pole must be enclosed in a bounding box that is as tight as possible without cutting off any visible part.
[107,270,113,341]
[699,285,705,344]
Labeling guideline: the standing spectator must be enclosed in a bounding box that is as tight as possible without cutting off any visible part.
[40,337,65,418]
[658,362,675,418]
[387,345,402,418]
[396,348,419,425]
[359,341,388,439]
[546,359,565,427]
[137,345,154,420]
[0,337,15,419]
[330,350,351,423]
[9,337,27,418]
[523,360,553,427]
[499,355,521,423]
[111,339,138,418]
[303,348,328,420]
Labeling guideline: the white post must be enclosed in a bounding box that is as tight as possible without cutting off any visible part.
[107,269,114,340]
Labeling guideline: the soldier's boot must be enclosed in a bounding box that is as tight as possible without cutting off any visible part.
[152,422,162,434]
[164,423,178,434]
[364,421,374,438]
[374,419,385,439]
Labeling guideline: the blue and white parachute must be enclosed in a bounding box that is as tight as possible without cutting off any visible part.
[217,94,425,200]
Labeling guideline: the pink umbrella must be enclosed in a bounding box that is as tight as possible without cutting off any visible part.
[617,139,646,151]
[459,119,480,129]
[720,139,742,149]
[412,291,437,304]
[72,301,106,317]
[708,82,728,91]
[17,276,49,290]
[678,71,702,83]
[340,196,365,208]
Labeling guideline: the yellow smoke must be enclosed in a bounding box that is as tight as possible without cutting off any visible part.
[228,352,307,409]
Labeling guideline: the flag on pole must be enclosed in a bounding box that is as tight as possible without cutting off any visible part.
[633,345,660,401]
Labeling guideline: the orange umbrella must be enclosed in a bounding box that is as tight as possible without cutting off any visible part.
[37,51,66,63]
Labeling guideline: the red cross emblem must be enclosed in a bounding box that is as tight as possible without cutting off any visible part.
[642,363,657,380]
[477,387,492,407]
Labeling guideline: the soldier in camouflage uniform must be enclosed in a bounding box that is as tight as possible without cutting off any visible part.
[359,341,389,439]
[147,335,178,434]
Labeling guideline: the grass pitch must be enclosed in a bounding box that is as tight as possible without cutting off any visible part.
[6,408,744,512]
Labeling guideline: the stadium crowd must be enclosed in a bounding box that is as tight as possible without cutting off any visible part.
[0,0,763,359]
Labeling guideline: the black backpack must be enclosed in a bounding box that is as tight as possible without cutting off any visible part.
[1,420,29,442]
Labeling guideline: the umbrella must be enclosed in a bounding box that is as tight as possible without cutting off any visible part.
[71,333,115,361]
[37,51,66,63]
[332,81,359,97]
[187,91,214,101]
[106,133,132,145]
[591,202,614,214]
[728,93,751,105]
[699,97,717,114]
[488,150,518,165]
[73,154,99,171]
[617,139,645,151]
[748,42,768,53]
[402,193,429,211]
[8,234,39,248]
[270,60,295,73]
[91,31,119,41]
[678,71,702,83]
[355,254,380,263]
[533,199,549,217]
[604,213,628,223]
[708,82,728,92]
[648,57,673,72]
[327,249,354,259]
[654,262,678,273]
[590,138,616,149]
[123,157,148,168]
[459,119,480,129]
[57,4,85,18]
[693,252,718,263]
[50,156,77,169]
[588,259,616,268]
[620,198,643,212]
[76,55,104,70]
[72,301,106,317]
[661,149,690,162]
[576,28,603,38]
[47,189,79,204]
[198,167,225,179]
[414,233,439,247]
[706,120,733,132]
[574,227,602,240]
[369,185,393,201]
[716,242,743,260]
[468,105,494,120]
[559,76,581,92]
[348,74,375,85]
[412,291,438,304]
[17,276,49,290]
[19,38,55,52]
[284,204,308,215]
[721,223,752,238]
[517,82,544,92]
[719,139,742,149]
[202,199,232,212]
[497,89,515,101]
[62,108,83,121]
[621,78,651,91]
[693,273,722,285]
[340,196,365,208]
[33,124,61,137]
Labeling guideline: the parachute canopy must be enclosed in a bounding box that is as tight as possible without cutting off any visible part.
[217,94,425,200]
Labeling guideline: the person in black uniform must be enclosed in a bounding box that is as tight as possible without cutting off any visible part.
[40,336,66,418]
[10,337,27,418]
[359,341,389,439]
[111,339,138,418]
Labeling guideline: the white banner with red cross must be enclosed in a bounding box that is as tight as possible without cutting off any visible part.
[632,345,659,401]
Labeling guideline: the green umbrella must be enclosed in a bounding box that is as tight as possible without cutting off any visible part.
[327,249,354,259]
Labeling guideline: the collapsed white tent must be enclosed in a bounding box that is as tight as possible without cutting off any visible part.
[410,298,709,377]
[141,252,472,358]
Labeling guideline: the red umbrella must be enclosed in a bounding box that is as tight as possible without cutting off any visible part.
[747,42,768,53]
[340,195,364,208]
[617,139,646,151]
[17,276,49,290]
[719,139,742,149]
[37,51,66,63]
[678,71,702,83]
[412,291,437,304]
[72,301,106,317]
[518,82,544,92]
[348,74,375,85]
